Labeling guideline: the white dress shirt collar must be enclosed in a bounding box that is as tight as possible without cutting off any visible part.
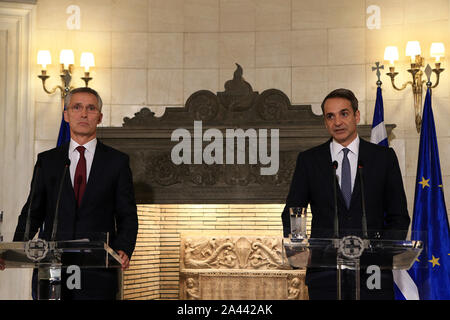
[330,135,360,158]
[69,138,97,155]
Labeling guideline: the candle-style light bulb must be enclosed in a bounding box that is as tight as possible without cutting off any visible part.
[384,46,399,66]
[80,52,95,72]
[406,41,421,63]
[37,50,51,71]
[59,49,74,70]
[430,42,445,63]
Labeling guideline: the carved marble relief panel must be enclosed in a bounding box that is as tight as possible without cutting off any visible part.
[179,235,308,300]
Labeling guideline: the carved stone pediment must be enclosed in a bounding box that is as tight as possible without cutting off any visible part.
[122,64,319,128]
[97,64,395,204]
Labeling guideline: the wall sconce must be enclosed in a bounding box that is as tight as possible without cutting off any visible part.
[37,49,95,101]
[80,52,95,87]
[384,41,445,133]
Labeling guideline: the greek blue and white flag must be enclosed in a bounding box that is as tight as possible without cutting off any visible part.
[370,87,388,147]
[369,87,418,299]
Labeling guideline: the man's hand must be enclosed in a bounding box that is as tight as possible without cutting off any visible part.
[117,250,130,270]
[0,258,5,271]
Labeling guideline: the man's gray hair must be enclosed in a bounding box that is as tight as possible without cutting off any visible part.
[64,87,103,111]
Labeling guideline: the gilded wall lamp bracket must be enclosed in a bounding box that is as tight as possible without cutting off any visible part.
[81,72,93,88]
[38,65,74,101]
[37,50,95,104]
[384,42,445,133]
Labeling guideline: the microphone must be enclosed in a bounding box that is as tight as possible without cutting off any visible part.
[358,161,368,238]
[51,158,71,241]
[24,159,41,241]
[332,161,339,238]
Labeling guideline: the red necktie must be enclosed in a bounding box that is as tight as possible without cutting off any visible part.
[74,146,86,207]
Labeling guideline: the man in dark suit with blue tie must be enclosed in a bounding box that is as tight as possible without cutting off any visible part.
[282,88,410,300]
[11,87,138,299]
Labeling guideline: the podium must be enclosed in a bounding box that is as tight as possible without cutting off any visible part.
[0,233,122,300]
[283,232,423,300]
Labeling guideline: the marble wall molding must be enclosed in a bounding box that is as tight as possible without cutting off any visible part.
[0,1,36,300]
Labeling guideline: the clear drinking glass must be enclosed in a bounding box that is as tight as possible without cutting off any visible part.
[289,207,307,240]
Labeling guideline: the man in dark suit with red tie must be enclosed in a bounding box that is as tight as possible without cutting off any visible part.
[11,87,138,299]
[282,88,410,300]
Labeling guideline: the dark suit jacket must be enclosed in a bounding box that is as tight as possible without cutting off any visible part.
[282,138,410,298]
[14,140,138,299]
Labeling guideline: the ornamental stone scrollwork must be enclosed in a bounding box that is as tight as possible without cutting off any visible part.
[186,90,220,122]
[122,107,156,127]
[183,237,235,269]
[130,151,298,188]
[223,165,255,187]
[181,236,290,270]
[98,63,389,204]
[119,63,322,127]
[148,153,183,186]
[255,89,290,121]
[234,237,251,268]
[249,238,285,269]
[188,164,221,186]
[218,63,257,112]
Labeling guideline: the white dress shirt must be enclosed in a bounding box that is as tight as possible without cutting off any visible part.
[68,138,97,187]
[330,135,360,193]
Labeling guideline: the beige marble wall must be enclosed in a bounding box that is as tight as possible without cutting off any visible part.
[24,0,450,299]
[31,0,450,226]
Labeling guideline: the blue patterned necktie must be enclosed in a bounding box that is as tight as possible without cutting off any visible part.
[341,148,351,209]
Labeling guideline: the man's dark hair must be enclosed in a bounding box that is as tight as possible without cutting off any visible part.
[64,87,103,111]
[320,88,358,114]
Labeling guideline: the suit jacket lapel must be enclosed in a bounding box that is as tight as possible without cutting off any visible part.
[57,142,77,206]
[314,139,333,183]
[349,138,370,210]
[51,143,77,239]
[79,140,106,209]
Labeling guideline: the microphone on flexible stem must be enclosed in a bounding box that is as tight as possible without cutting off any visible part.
[332,161,339,239]
[51,158,71,242]
[24,159,41,241]
[358,161,368,239]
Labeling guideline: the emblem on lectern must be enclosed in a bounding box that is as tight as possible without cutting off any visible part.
[25,239,49,262]
[338,236,365,259]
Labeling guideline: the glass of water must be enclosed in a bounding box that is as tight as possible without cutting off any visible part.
[289,207,307,240]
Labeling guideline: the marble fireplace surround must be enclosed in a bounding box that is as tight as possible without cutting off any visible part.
[97,65,393,205]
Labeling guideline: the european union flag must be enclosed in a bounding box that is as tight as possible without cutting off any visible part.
[407,87,450,299]
[370,86,389,147]
[56,109,70,147]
